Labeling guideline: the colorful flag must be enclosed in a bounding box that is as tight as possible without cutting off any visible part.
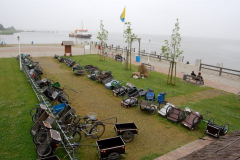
[120,7,125,22]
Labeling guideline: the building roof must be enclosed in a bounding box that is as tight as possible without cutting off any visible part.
[61,41,74,46]
[179,130,240,160]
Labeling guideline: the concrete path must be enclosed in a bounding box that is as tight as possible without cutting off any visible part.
[131,55,240,94]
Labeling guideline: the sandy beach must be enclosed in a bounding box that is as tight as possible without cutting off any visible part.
[0,44,239,94]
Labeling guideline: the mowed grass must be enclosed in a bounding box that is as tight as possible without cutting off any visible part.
[0,55,239,160]
[0,58,39,159]
[70,54,211,97]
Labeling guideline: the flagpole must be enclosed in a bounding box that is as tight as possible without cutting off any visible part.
[122,6,125,65]
[122,22,125,65]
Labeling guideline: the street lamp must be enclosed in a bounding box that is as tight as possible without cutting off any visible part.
[148,38,151,64]
[17,35,22,71]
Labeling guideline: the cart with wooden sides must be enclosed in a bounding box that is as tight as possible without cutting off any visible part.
[181,108,203,130]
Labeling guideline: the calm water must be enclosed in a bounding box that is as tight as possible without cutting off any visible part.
[1,31,240,70]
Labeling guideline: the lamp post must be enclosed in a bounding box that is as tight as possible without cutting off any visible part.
[148,38,151,64]
[17,35,22,71]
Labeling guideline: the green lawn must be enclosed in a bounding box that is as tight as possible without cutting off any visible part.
[70,54,211,97]
[70,54,240,134]
[0,58,38,159]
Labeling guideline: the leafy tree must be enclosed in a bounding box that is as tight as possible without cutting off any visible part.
[97,20,108,61]
[9,26,16,30]
[123,22,137,70]
[0,24,4,30]
[161,19,183,85]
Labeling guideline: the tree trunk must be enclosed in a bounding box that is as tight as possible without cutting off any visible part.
[167,60,176,85]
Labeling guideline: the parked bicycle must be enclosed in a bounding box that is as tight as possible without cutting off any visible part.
[61,113,105,145]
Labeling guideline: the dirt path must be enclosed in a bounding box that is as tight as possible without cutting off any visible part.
[33,57,228,160]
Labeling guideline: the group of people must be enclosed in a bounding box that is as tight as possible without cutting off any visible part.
[191,71,204,84]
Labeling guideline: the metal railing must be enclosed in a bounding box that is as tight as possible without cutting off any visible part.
[199,63,240,76]
[20,58,77,160]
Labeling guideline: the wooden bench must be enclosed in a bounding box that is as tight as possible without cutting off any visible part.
[185,75,204,85]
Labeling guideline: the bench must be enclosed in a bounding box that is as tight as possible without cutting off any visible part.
[185,75,204,85]
[141,63,154,71]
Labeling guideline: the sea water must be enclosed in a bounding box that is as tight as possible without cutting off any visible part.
[1,31,239,70]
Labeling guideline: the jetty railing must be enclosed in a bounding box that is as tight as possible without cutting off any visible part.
[199,63,240,76]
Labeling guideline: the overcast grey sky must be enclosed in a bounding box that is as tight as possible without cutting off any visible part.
[1,0,240,39]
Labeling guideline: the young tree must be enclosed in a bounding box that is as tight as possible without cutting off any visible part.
[123,22,137,70]
[161,19,183,85]
[97,20,108,61]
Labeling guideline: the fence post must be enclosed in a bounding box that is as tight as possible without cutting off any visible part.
[219,67,222,76]
[199,63,201,71]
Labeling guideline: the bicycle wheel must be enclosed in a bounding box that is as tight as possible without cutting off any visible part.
[63,130,81,145]
[30,107,38,116]
[34,132,48,145]
[36,144,52,157]
[32,113,40,123]
[90,123,105,139]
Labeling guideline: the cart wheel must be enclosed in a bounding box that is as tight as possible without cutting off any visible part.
[149,106,156,115]
[222,123,229,135]
[192,117,201,130]
[60,92,69,103]
[63,130,82,145]
[107,152,121,160]
[34,132,48,145]
[90,123,105,139]
[166,106,173,116]
[36,144,52,157]
[122,131,134,143]
[30,107,38,116]
[140,106,146,111]
[208,118,214,125]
